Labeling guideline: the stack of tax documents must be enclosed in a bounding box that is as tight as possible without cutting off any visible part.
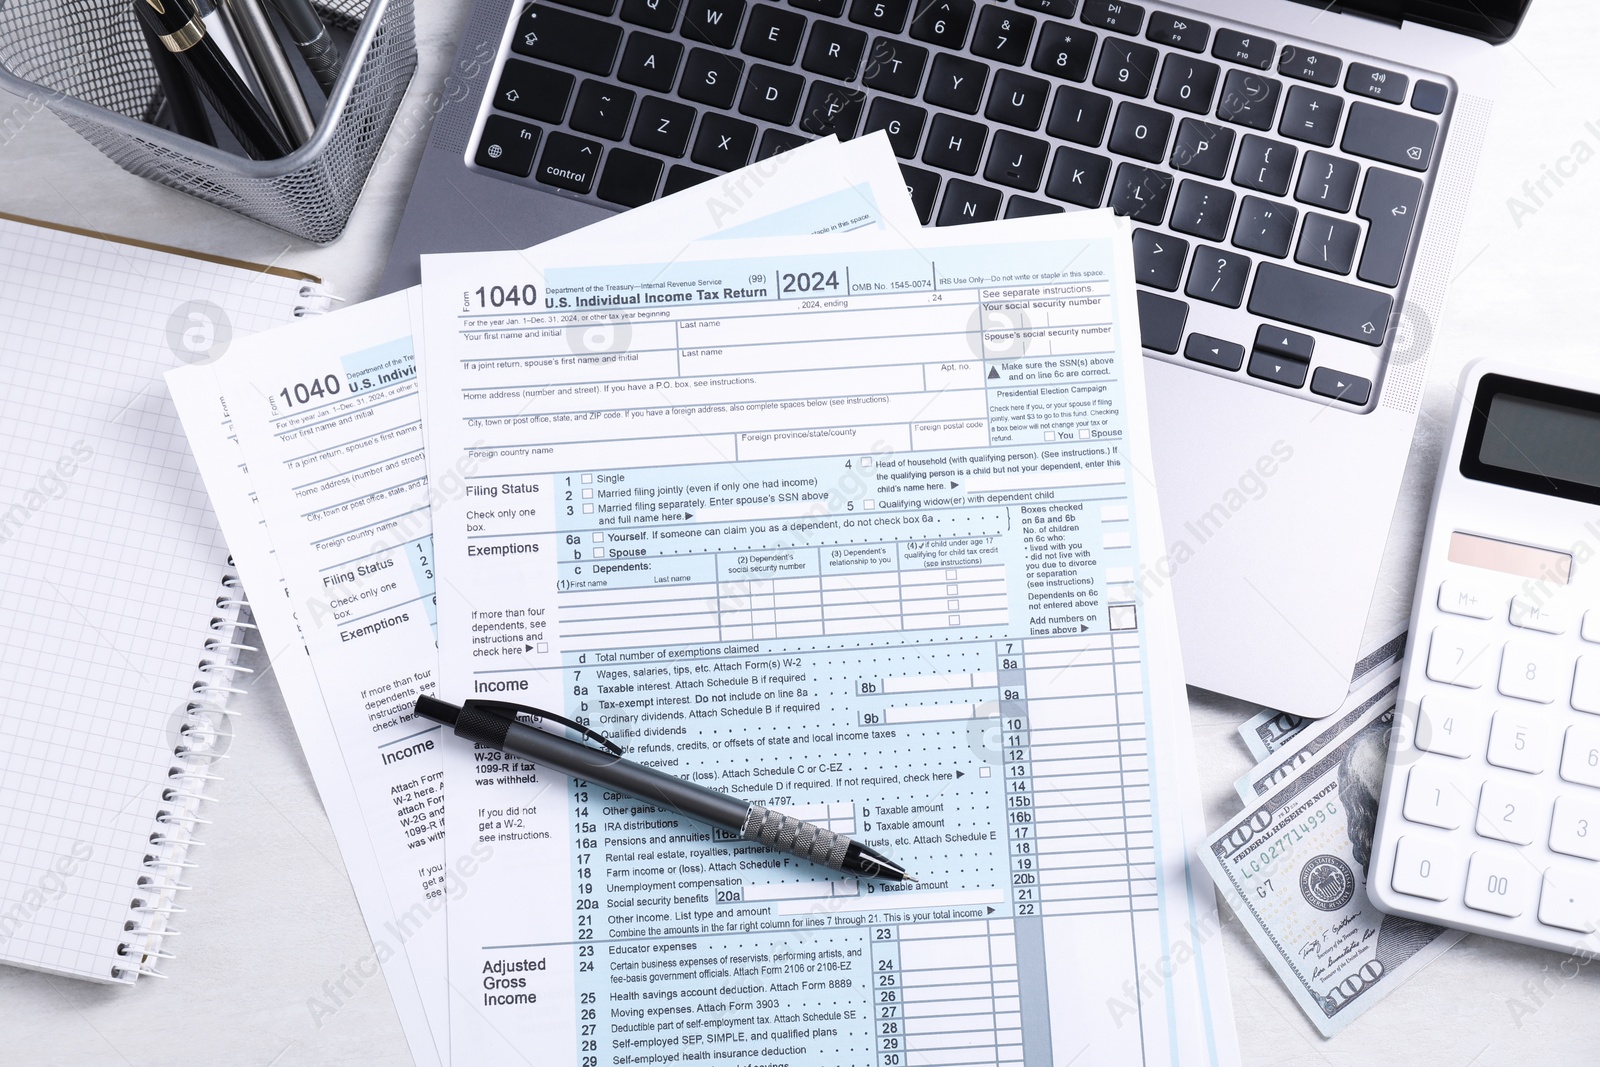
[169,133,1242,1067]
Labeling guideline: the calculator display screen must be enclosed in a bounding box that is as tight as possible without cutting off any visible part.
[1461,373,1600,507]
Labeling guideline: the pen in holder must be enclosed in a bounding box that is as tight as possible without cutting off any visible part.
[0,0,416,242]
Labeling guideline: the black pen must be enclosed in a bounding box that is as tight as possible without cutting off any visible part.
[417,695,914,883]
[265,0,342,96]
[134,0,291,160]
[137,13,215,144]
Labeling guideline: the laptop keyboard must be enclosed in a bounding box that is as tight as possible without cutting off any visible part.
[469,0,1454,409]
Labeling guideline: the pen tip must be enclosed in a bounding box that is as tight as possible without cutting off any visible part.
[903,875,918,883]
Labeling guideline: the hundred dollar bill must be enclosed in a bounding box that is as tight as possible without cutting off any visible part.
[1238,628,1408,762]
[1201,691,1464,1036]
[1236,663,1401,803]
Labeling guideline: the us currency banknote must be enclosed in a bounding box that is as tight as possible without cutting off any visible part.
[1203,677,1464,1036]
[1238,628,1408,762]
[1236,665,1401,803]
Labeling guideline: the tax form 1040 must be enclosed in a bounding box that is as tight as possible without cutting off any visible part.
[419,210,1239,1066]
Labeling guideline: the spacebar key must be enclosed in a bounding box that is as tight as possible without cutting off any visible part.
[1248,263,1393,346]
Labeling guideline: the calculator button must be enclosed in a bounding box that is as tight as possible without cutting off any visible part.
[1465,850,1533,917]
[1510,594,1566,634]
[1538,867,1600,934]
[1487,708,1554,774]
[1414,693,1487,759]
[1583,611,1600,644]
[1549,794,1600,861]
[1426,626,1494,689]
[1476,779,1541,845]
[1499,640,1560,704]
[1403,762,1468,829]
[1560,722,1600,789]
[1574,656,1600,714]
[1437,579,1496,620]
[1390,836,1459,902]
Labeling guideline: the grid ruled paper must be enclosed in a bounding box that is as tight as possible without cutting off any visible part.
[0,217,310,982]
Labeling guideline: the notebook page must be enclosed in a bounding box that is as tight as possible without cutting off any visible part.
[0,217,309,982]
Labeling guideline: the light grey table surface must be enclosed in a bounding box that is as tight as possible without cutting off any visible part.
[1,1,1598,1063]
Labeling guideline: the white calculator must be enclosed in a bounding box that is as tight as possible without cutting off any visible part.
[1370,359,1600,952]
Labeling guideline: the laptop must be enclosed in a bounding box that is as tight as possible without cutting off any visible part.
[379,0,1531,717]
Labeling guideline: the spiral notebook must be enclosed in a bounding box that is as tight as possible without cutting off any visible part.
[0,213,330,983]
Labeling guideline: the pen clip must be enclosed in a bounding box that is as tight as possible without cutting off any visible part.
[463,699,624,757]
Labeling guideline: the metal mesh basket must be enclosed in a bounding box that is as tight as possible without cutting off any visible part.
[0,0,416,243]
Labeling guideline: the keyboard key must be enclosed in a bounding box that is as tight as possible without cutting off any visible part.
[1145,11,1206,52]
[1253,324,1313,362]
[849,0,911,32]
[1211,27,1272,70]
[1500,639,1560,704]
[476,115,541,176]
[756,127,810,158]
[865,97,928,156]
[1587,612,1600,644]
[971,5,1036,65]
[1411,79,1447,115]
[1231,134,1295,195]
[536,131,603,191]
[1355,166,1423,287]
[1107,102,1172,162]
[1185,244,1249,308]
[554,0,618,15]
[493,60,574,123]
[1080,0,1142,34]
[1575,655,1600,713]
[987,70,1050,129]
[1168,179,1232,241]
[1004,195,1063,217]
[1346,61,1407,104]
[1391,836,1458,902]
[596,147,663,204]
[1045,146,1110,206]
[622,0,681,29]
[936,179,1003,224]
[1108,162,1171,223]
[1015,0,1073,14]
[791,0,844,14]
[922,113,987,174]
[1438,579,1498,620]
[800,82,866,137]
[1154,54,1218,114]
[1539,868,1600,933]
[514,4,624,75]
[681,0,746,48]
[1310,367,1371,405]
[1276,46,1339,87]
[1550,794,1600,861]
[1425,625,1495,689]
[1404,762,1469,829]
[741,4,807,63]
[1488,707,1553,774]
[1247,348,1307,388]
[679,48,742,107]
[1465,850,1533,917]
[570,80,636,139]
[983,129,1050,190]
[1476,779,1541,845]
[1510,594,1567,634]
[1561,722,1600,789]
[899,163,940,222]
[1294,151,1359,211]
[1342,101,1438,171]
[631,95,696,155]
[1132,226,1186,291]
[1294,213,1360,274]
[1247,262,1393,345]
[618,32,683,91]
[1093,39,1159,98]
[1230,195,1295,258]
[740,64,804,122]
[691,112,757,169]
[1279,85,1341,147]
[910,0,974,48]
[1169,118,1231,179]
[1135,291,1187,353]
[1032,22,1096,83]
[1415,692,1489,759]
[1184,332,1242,370]
[662,163,714,193]
[803,20,868,80]
[925,53,989,113]
[1046,86,1111,144]
[1215,69,1280,130]
[863,37,928,96]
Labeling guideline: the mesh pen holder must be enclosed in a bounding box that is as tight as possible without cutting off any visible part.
[0,0,416,243]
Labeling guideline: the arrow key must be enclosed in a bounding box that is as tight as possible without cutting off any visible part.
[536,131,604,193]
[1246,348,1308,388]
[1252,324,1313,361]
[1310,367,1372,405]
[1132,227,1188,291]
[1184,332,1244,371]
